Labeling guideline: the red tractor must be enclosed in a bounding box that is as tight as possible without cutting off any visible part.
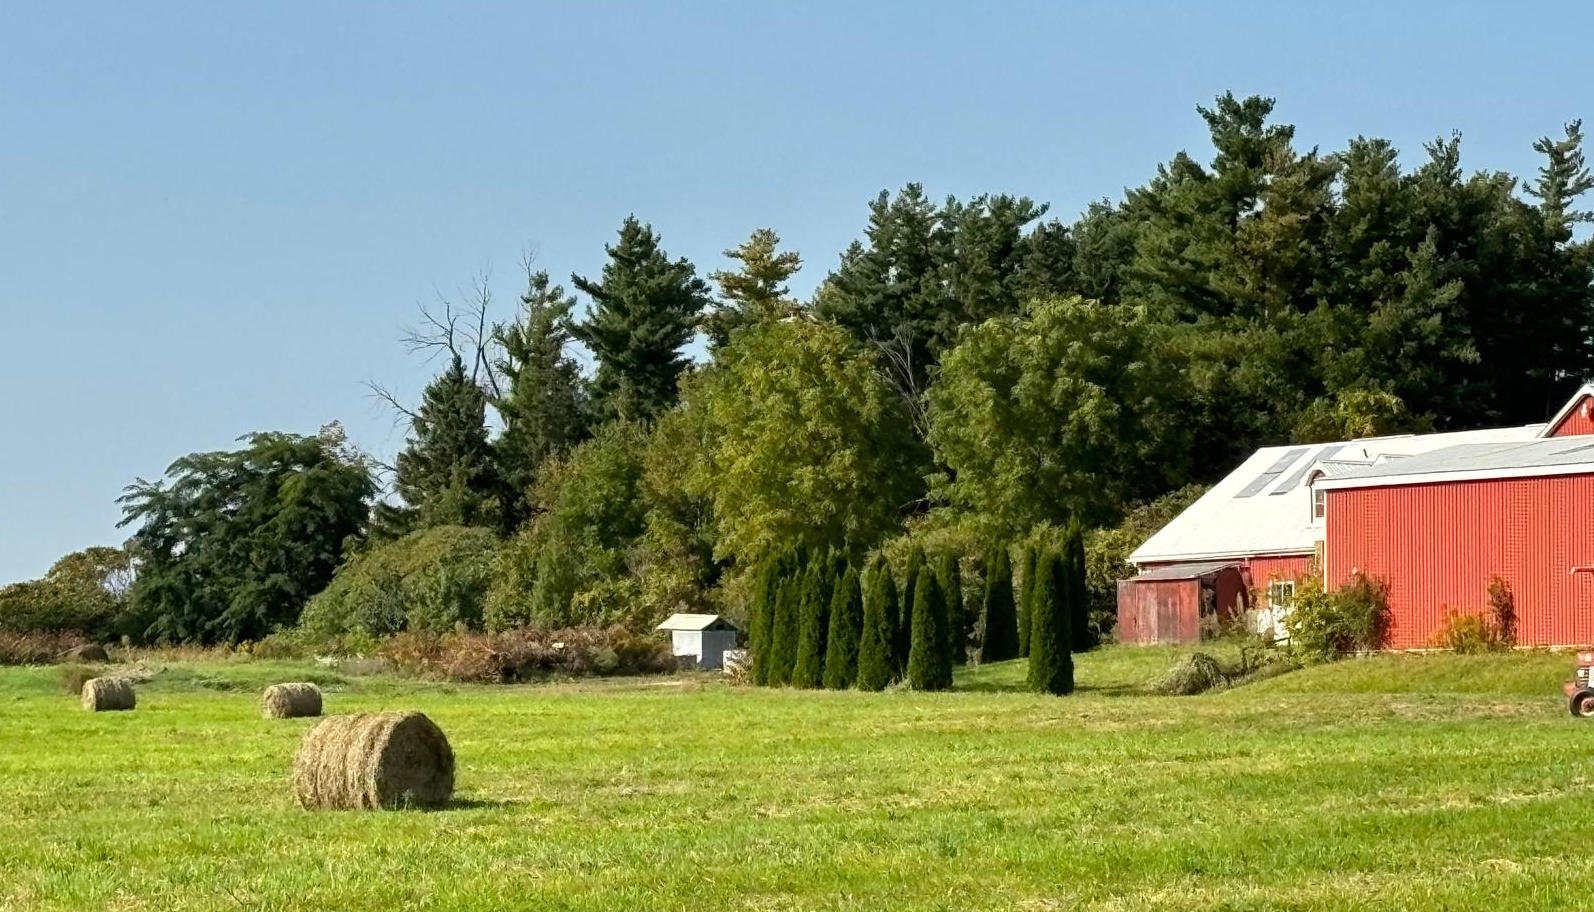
[1567,651,1594,717]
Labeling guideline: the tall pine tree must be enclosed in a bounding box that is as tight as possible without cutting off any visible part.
[572,217,711,421]
[857,558,898,691]
[704,228,802,349]
[767,571,802,686]
[1017,544,1037,657]
[906,569,952,691]
[822,565,864,689]
[791,559,828,689]
[980,546,1019,662]
[748,548,785,686]
[1027,549,1074,695]
[896,547,925,675]
[1064,522,1091,650]
[936,552,966,665]
[494,270,588,529]
[376,354,499,537]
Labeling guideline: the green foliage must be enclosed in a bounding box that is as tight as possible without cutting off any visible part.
[572,216,711,422]
[297,525,500,644]
[681,319,923,565]
[791,559,830,689]
[935,552,965,665]
[766,573,801,686]
[118,427,373,644]
[493,269,589,529]
[0,546,135,638]
[704,228,803,349]
[1432,610,1500,655]
[1017,544,1036,658]
[1027,549,1075,695]
[980,547,1018,663]
[376,354,500,537]
[822,566,864,689]
[856,559,898,691]
[906,568,951,691]
[927,297,1194,533]
[896,547,924,674]
[1085,485,1210,634]
[1063,522,1090,650]
[1285,576,1393,660]
[746,550,784,686]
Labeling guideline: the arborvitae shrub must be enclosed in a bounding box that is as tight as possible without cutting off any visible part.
[1027,549,1074,695]
[822,566,864,689]
[897,547,924,674]
[1065,522,1091,650]
[936,552,965,665]
[792,561,828,688]
[907,570,952,691]
[1017,544,1037,657]
[857,559,897,691]
[980,546,1019,662]
[767,574,801,685]
[749,553,781,686]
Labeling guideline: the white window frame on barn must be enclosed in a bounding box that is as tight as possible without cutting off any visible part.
[1268,579,1296,610]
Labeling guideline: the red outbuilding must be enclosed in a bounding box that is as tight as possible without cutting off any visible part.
[1119,386,1594,648]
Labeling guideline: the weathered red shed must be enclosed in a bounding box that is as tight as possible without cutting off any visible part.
[1117,562,1249,644]
[1320,439,1594,648]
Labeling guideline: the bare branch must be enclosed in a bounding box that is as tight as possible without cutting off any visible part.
[364,379,418,428]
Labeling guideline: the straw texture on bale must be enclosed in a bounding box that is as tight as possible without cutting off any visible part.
[80,676,135,711]
[261,683,323,719]
[292,711,454,810]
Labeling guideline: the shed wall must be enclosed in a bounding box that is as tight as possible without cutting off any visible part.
[1325,475,1594,648]
[1246,554,1314,586]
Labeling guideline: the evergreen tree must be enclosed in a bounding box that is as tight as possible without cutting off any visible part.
[857,558,898,691]
[572,216,711,421]
[822,565,864,689]
[896,547,925,674]
[494,270,588,529]
[748,549,784,686]
[1065,522,1091,650]
[936,552,966,665]
[792,560,828,688]
[1027,549,1074,695]
[1017,545,1037,657]
[704,228,802,349]
[767,572,802,686]
[906,569,952,691]
[980,546,1019,662]
[376,354,499,537]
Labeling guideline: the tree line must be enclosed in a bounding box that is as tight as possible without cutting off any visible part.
[3,94,1590,682]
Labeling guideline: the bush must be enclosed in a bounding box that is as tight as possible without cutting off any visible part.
[1432,610,1497,654]
[1027,548,1075,695]
[906,569,952,691]
[0,546,135,639]
[0,630,88,665]
[378,627,675,683]
[822,566,863,689]
[856,558,898,691]
[297,525,499,645]
[1157,652,1226,695]
[1489,576,1517,648]
[1285,575,1392,660]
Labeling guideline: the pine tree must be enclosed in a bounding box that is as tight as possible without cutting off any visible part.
[1027,549,1074,695]
[767,571,802,686]
[705,228,803,349]
[792,560,828,688]
[1065,522,1091,650]
[907,570,952,691]
[1017,544,1037,657]
[896,547,925,675]
[748,549,784,686]
[494,270,588,529]
[376,353,498,537]
[936,552,966,665]
[572,216,711,422]
[980,546,1019,662]
[856,559,898,691]
[822,565,864,689]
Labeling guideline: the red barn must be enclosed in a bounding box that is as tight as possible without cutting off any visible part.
[1119,386,1594,647]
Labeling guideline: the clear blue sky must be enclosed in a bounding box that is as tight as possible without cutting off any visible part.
[2,1,1589,584]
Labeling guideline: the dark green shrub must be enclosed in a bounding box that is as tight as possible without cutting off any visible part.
[767,574,801,685]
[1285,575,1392,659]
[857,559,898,691]
[907,570,952,691]
[792,561,828,689]
[1064,522,1091,650]
[897,547,924,673]
[823,566,864,689]
[1027,549,1074,695]
[936,552,965,665]
[0,546,135,640]
[747,549,785,686]
[980,547,1019,662]
[1017,544,1036,657]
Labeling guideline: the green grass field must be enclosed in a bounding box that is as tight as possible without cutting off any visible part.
[1,647,1589,911]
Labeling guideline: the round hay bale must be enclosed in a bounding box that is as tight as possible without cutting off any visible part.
[80,676,136,711]
[261,683,323,719]
[292,711,454,810]
[63,644,110,663]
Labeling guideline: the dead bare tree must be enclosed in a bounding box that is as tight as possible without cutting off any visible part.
[869,324,930,440]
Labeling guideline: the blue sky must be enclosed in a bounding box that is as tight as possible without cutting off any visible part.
[2,1,1589,584]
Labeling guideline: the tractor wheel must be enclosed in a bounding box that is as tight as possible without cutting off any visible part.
[1570,689,1594,718]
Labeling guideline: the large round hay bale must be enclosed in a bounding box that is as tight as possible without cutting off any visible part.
[63,644,110,663]
[80,676,135,711]
[261,683,323,719]
[292,711,454,810]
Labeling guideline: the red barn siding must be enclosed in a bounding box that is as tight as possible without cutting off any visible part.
[1548,394,1594,437]
[1325,475,1594,648]
[1246,554,1314,585]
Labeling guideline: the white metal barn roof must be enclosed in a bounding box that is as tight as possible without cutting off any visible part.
[655,613,739,632]
[1316,436,1594,490]
[1128,423,1545,566]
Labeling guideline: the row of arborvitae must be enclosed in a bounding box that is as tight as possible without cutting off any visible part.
[747,526,1088,695]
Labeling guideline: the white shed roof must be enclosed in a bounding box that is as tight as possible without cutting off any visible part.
[1129,423,1545,566]
[655,613,738,632]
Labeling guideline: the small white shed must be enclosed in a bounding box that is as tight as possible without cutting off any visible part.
[655,613,741,670]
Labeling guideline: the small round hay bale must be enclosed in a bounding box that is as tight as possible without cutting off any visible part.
[292,711,454,810]
[80,676,136,712]
[261,683,323,719]
[63,644,110,663]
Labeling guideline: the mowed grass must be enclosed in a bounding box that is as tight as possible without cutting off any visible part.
[0,647,1589,911]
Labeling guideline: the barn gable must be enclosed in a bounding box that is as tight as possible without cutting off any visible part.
[1540,384,1594,438]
